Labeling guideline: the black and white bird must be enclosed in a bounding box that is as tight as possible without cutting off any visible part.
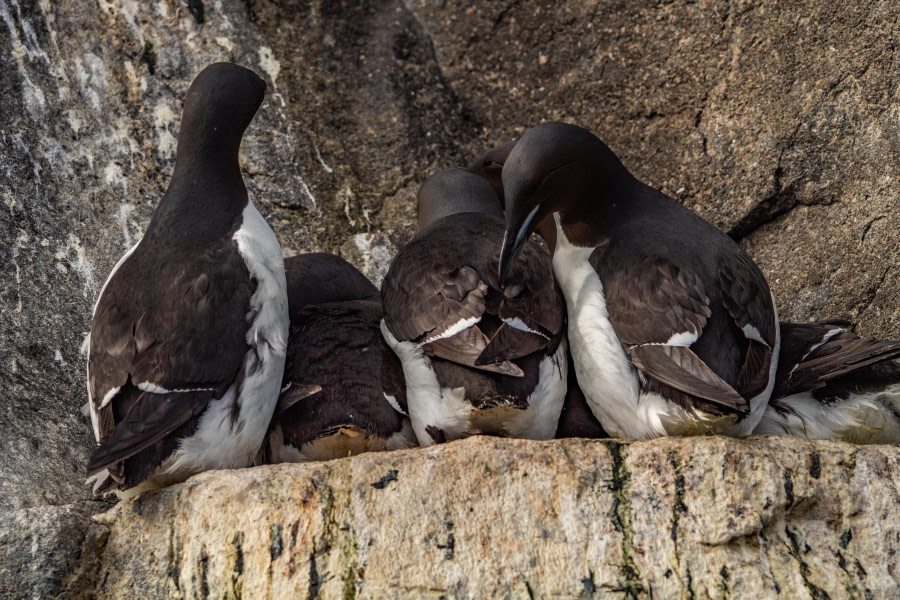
[381,169,567,446]
[260,253,417,462]
[85,63,288,496]
[756,320,900,443]
[470,143,607,440]
[499,122,780,439]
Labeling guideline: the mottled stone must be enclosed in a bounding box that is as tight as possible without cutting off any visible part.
[0,503,110,598]
[91,437,900,598]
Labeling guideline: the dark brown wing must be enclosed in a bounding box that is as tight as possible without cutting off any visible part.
[382,250,487,345]
[775,323,900,399]
[482,238,565,363]
[87,390,212,474]
[719,251,777,345]
[425,326,524,376]
[601,256,711,346]
[275,300,407,448]
[383,214,560,378]
[598,253,752,413]
[628,345,748,412]
[718,250,778,399]
[476,324,548,366]
[87,237,253,471]
[382,216,499,370]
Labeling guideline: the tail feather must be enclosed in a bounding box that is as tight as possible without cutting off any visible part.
[774,321,900,399]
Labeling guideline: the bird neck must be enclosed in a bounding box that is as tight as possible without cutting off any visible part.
[147,154,248,248]
[553,166,642,248]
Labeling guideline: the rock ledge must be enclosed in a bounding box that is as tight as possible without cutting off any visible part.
[20,436,893,598]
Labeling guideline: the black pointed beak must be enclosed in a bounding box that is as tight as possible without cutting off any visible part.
[499,204,540,284]
[498,234,518,285]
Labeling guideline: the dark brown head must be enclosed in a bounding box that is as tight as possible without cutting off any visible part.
[416,168,503,231]
[470,139,567,253]
[152,63,267,244]
[498,122,630,282]
[173,62,266,174]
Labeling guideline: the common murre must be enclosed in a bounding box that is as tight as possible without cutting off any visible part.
[756,320,900,443]
[470,141,607,440]
[498,122,780,439]
[381,169,567,445]
[85,63,288,496]
[260,253,416,462]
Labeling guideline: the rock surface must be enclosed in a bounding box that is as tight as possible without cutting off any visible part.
[4,436,895,598]
[1,0,897,528]
[0,503,110,598]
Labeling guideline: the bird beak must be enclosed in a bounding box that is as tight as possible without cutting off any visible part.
[499,204,540,284]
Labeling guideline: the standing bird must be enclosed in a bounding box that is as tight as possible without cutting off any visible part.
[381,169,567,446]
[499,122,780,439]
[757,320,900,443]
[260,253,416,463]
[470,142,607,440]
[85,63,288,496]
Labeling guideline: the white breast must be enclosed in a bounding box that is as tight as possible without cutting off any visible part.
[169,199,289,473]
[497,340,568,439]
[551,214,657,438]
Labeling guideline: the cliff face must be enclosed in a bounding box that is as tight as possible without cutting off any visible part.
[4,436,900,598]
[1,0,898,595]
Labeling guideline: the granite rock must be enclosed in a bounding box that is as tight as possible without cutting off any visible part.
[0,503,110,598]
[85,436,900,598]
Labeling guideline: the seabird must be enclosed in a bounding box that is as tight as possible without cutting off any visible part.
[85,63,288,496]
[471,142,606,439]
[498,122,780,439]
[755,320,900,443]
[260,253,417,463]
[381,169,568,446]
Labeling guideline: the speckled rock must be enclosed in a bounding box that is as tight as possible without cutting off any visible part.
[1,0,897,516]
[0,503,110,598]
[87,436,900,598]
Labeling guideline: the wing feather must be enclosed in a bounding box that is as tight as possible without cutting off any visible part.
[87,235,255,477]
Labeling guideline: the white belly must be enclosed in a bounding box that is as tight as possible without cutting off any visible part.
[170,199,289,472]
[551,216,662,438]
[755,384,900,444]
[497,339,568,439]
[381,320,567,443]
[381,321,472,446]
